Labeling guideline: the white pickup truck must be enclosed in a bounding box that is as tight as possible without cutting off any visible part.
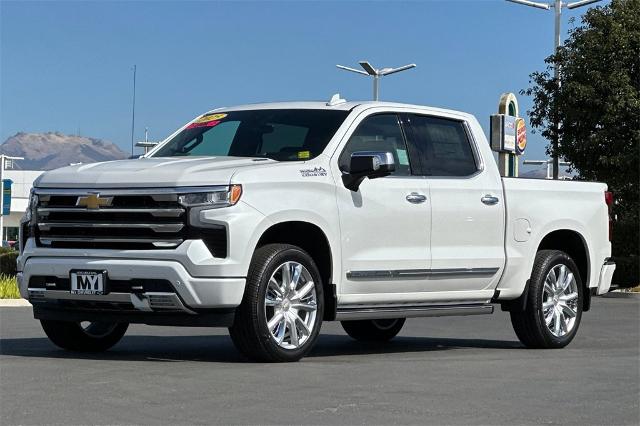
[18,98,616,362]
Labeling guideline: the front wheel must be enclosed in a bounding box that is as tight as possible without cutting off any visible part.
[40,320,128,352]
[229,244,324,362]
[510,250,583,349]
[341,318,406,342]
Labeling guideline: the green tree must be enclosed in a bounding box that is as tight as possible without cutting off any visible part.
[523,0,639,286]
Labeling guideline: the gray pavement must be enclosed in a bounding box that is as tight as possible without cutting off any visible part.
[1,294,638,425]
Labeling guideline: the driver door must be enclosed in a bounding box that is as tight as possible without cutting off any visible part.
[334,113,432,304]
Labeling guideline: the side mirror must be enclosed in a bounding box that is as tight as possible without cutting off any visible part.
[342,151,395,191]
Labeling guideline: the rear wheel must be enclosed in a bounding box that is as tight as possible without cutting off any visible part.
[229,244,324,362]
[341,318,406,342]
[510,250,583,349]
[40,320,128,352]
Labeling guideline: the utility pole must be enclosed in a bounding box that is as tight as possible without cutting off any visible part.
[130,64,137,157]
[336,61,416,101]
[506,0,603,179]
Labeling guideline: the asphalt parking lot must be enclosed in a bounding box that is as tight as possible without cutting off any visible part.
[1,294,638,425]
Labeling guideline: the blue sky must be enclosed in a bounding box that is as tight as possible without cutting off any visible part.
[0,0,608,166]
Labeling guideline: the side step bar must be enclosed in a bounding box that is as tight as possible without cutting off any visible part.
[335,303,494,321]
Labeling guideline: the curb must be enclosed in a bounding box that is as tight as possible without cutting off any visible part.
[0,299,32,307]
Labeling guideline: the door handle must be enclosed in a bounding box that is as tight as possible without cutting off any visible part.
[481,195,500,205]
[406,192,427,204]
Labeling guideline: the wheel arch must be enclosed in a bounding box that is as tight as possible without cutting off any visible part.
[254,220,336,320]
[536,229,592,311]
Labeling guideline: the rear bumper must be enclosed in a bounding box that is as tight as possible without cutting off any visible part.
[596,260,616,295]
[19,256,246,310]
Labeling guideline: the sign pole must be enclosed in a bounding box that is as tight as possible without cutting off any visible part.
[491,93,527,176]
[498,93,519,177]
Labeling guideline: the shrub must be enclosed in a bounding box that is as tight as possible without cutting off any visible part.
[612,218,640,288]
[0,251,18,276]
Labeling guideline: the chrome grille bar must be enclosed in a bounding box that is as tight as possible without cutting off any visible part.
[39,237,183,248]
[37,207,185,217]
[37,222,184,232]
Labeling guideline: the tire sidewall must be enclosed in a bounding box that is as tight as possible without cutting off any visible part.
[254,246,324,360]
[532,251,583,348]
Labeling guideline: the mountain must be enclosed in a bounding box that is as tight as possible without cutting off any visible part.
[0,132,129,170]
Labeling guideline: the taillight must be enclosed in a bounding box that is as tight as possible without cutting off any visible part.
[605,191,614,241]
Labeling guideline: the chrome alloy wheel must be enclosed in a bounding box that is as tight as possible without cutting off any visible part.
[542,264,579,337]
[264,261,318,350]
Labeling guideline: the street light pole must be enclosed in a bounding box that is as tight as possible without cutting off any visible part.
[130,64,137,157]
[505,0,603,179]
[336,61,416,101]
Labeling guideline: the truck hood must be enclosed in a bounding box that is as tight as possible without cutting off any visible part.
[34,156,277,188]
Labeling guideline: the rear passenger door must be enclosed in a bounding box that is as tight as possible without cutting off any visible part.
[402,113,505,292]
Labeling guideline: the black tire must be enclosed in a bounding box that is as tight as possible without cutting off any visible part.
[510,250,583,349]
[341,318,406,342]
[40,320,128,352]
[229,244,324,362]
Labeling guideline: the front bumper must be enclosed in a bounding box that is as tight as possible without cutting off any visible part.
[19,256,246,310]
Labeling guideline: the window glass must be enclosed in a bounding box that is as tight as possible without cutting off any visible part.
[182,121,240,156]
[408,115,477,176]
[339,114,411,176]
[260,123,309,154]
[152,109,348,161]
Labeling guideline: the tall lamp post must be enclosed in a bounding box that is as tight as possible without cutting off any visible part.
[130,64,137,157]
[506,0,603,179]
[336,61,416,101]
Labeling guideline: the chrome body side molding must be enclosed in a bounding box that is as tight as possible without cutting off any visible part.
[346,267,500,280]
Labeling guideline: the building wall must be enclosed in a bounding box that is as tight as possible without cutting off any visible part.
[2,170,43,241]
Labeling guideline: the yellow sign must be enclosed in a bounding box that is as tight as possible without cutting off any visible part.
[297,151,310,160]
[194,113,227,123]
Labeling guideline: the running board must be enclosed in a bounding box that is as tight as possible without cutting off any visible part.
[335,303,494,321]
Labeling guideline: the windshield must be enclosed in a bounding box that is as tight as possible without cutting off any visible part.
[150,109,349,161]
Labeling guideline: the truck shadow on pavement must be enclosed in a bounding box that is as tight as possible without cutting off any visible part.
[0,334,523,363]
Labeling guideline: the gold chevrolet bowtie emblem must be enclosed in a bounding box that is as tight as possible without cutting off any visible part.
[76,193,113,209]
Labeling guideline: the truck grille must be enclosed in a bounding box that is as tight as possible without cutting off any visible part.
[35,190,187,250]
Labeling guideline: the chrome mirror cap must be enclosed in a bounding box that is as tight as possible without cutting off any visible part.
[342,151,396,191]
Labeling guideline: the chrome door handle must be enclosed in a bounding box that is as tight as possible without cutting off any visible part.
[406,192,427,204]
[481,195,500,205]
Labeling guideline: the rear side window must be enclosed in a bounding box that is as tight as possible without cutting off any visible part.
[408,115,477,177]
[339,114,411,176]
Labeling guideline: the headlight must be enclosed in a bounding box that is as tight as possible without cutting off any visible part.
[23,190,38,223]
[178,185,242,208]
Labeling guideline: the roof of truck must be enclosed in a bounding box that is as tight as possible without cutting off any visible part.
[206,100,472,119]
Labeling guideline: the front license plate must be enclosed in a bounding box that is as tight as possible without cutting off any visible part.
[70,270,107,295]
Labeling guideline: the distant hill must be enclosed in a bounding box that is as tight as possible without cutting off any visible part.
[0,132,128,170]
